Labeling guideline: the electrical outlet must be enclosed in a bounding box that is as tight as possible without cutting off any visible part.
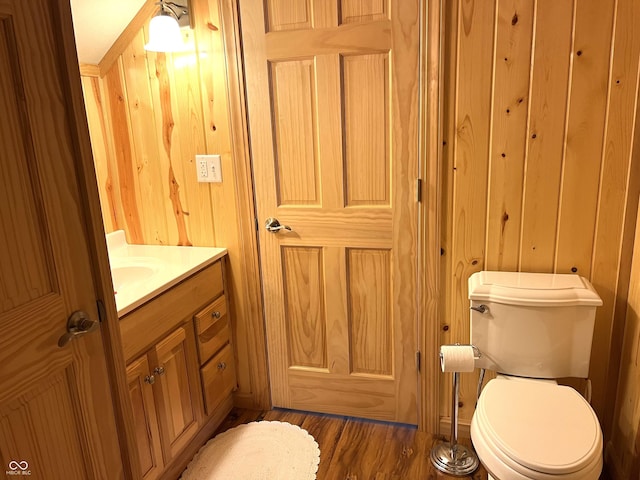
[196,156,209,182]
[196,155,222,183]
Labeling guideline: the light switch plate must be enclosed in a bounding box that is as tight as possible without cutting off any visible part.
[196,155,222,183]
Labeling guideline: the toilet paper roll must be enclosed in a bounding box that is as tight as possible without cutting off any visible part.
[440,345,476,372]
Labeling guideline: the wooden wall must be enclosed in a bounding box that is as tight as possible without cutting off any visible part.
[440,0,640,446]
[80,0,269,410]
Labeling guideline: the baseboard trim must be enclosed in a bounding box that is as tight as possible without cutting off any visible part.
[439,416,472,439]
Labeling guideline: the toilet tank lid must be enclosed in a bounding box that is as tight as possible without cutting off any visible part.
[468,271,603,307]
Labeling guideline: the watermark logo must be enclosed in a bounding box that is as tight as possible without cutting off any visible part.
[6,461,30,476]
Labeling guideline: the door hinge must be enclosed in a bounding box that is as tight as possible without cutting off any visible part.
[416,350,421,372]
[96,299,106,323]
[416,178,422,203]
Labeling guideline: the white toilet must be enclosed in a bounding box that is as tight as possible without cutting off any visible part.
[468,271,604,480]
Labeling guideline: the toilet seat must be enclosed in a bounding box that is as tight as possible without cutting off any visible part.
[471,377,602,479]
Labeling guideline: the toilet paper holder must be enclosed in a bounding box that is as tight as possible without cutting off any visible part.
[430,343,481,476]
[438,344,482,361]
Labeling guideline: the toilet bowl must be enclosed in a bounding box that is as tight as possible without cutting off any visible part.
[468,271,605,480]
[471,376,602,480]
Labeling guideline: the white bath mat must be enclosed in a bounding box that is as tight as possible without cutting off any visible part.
[180,421,320,480]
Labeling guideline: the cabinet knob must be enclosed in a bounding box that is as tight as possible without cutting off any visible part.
[154,366,165,376]
[211,311,221,319]
[144,375,156,385]
[217,361,226,370]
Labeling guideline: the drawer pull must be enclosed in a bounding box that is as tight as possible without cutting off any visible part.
[144,375,155,385]
[217,361,226,370]
[153,366,165,376]
[211,311,221,319]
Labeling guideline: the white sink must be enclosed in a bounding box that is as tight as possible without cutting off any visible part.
[110,259,162,293]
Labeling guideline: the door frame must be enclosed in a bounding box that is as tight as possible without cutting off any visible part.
[218,0,443,432]
[55,1,142,477]
[419,0,444,433]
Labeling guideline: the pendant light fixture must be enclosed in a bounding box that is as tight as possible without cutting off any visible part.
[144,0,191,52]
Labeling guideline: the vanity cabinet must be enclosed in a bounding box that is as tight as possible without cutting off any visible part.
[119,258,237,480]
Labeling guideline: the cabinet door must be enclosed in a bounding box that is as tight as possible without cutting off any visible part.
[126,356,164,480]
[151,325,201,460]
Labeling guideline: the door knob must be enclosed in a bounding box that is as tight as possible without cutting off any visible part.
[58,310,99,347]
[265,217,292,233]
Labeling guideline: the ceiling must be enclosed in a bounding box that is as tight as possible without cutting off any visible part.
[70,0,147,64]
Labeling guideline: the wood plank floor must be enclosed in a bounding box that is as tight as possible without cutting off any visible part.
[212,408,488,480]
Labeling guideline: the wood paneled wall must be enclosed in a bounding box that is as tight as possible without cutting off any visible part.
[440,0,640,445]
[80,0,269,410]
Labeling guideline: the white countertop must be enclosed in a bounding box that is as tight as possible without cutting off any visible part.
[106,230,227,317]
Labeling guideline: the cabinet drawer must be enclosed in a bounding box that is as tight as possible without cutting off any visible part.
[194,295,230,364]
[200,344,236,416]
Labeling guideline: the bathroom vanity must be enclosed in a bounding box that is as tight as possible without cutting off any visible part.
[108,232,235,480]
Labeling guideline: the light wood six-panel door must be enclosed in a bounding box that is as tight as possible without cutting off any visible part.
[240,0,420,423]
[0,0,123,478]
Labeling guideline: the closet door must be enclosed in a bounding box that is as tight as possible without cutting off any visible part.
[241,0,421,424]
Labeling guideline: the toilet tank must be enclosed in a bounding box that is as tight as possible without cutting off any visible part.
[469,271,602,379]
